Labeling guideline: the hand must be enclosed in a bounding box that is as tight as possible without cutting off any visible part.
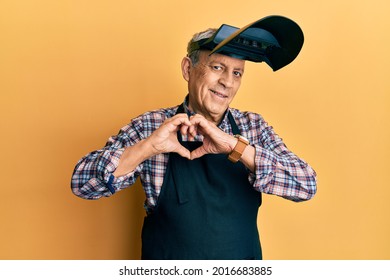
[189,114,236,160]
[147,113,194,159]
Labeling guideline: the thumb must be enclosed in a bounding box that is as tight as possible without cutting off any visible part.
[190,146,207,160]
[175,145,191,159]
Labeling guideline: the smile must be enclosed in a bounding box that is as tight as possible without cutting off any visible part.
[210,89,228,98]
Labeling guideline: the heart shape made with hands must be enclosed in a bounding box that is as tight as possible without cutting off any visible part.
[174,115,233,160]
[151,113,234,161]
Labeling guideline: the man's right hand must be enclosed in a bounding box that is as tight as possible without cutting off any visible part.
[147,113,193,159]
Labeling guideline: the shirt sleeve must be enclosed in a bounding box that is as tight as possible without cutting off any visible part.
[247,114,317,202]
[71,119,144,200]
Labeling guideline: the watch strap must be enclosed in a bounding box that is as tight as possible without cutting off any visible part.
[228,135,249,163]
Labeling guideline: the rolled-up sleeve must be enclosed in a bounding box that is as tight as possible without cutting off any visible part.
[71,120,144,200]
[246,114,317,202]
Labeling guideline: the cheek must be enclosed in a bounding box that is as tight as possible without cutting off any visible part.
[235,82,241,92]
[194,75,213,91]
[233,78,242,90]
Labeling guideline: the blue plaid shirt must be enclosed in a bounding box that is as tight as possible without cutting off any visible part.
[71,96,317,213]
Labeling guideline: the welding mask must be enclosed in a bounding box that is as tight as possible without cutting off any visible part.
[188,15,304,71]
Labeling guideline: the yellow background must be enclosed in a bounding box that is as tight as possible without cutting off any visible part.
[1,0,389,259]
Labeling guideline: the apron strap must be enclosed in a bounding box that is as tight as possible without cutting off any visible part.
[228,110,241,135]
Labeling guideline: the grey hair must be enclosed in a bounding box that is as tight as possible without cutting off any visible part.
[187,28,217,65]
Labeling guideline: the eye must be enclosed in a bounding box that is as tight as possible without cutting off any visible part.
[233,71,243,77]
[212,65,223,71]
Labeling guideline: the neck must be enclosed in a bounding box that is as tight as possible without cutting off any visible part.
[187,101,224,125]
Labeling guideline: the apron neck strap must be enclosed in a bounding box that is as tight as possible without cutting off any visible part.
[227,110,241,135]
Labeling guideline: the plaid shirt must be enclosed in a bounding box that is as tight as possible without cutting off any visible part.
[71,97,317,213]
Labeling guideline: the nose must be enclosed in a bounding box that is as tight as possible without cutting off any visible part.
[218,71,234,88]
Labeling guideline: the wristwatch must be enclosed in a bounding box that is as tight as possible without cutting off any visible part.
[228,135,249,163]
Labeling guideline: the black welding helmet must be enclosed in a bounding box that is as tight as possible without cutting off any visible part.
[188,15,304,71]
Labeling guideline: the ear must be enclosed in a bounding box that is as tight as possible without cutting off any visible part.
[181,56,191,82]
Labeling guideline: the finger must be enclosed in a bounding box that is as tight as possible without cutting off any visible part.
[180,124,189,136]
[188,123,197,138]
[189,114,204,123]
[173,113,190,119]
[169,114,192,127]
[190,114,210,131]
[188,131,195,141]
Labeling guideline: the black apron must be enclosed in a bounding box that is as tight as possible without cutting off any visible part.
[141,105,262,260]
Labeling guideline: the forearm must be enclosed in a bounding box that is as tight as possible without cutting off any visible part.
[113,139,157,177]
[250,144,317,201]
[239,144,256,173]
[71,121,144,199]
[227,137,316,201]
[71,147,138,199]
[223,133,256,173]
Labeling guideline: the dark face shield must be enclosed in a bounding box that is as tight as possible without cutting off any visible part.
[188,15,304,71]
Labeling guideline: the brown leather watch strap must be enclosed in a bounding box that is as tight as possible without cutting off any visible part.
[228,135,249,163]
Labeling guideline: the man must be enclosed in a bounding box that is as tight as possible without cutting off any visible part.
[71,16,317,260]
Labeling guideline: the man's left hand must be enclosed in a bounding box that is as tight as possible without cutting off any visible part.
[188,114,237,160]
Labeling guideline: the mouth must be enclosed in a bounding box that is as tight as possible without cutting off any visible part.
[210,89,228,99]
